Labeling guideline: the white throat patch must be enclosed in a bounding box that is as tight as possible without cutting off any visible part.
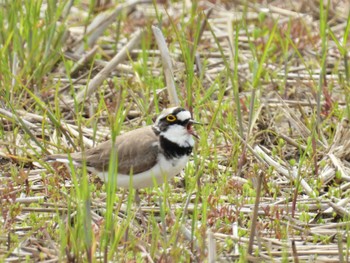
[161,124,194,147]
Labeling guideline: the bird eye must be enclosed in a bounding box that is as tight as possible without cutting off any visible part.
[166,114,177,122]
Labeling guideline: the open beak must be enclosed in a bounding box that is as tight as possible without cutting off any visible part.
[187,119,201,139]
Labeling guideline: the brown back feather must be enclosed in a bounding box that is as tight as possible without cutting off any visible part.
[48,126,159,175]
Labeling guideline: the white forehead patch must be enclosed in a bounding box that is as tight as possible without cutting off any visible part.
[176,110,191,122]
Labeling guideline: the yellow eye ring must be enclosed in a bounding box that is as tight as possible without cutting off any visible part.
[166,114,177,122]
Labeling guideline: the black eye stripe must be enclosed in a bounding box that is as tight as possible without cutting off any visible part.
[160,116,189,125]
[159,107,191,126]
[176,119,190,125]
[161,118,189,126]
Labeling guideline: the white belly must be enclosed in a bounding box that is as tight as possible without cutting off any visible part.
[96,155,189,189]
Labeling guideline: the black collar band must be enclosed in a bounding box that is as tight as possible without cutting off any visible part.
[159,135,193,159]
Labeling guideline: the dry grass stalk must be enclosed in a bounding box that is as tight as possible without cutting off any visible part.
[75,29,144,103]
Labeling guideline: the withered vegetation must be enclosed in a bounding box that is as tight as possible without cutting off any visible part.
[1,0,350,262]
